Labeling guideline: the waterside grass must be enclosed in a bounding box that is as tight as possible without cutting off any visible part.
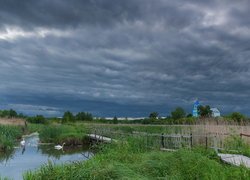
[223,134,250,157]
[0,125,22,152]
[27,123,87,145]
[24,136,250,180]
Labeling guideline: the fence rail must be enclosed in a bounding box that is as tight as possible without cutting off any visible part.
[240,133,250,138]
[88,127,247,151]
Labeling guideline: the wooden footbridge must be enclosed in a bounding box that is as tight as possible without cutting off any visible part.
[218,153,250,168]
[87,134,116,143]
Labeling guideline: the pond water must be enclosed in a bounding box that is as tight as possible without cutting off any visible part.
[0,134,93,180]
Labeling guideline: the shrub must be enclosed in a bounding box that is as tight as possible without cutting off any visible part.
[27,115,47,124]
[229,112,245,123]
[171,107,186,120]
[75,112,93,121]
[62,111,75,123]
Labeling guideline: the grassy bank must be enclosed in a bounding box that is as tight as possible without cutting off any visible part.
[0,125,22,152]
[27,123,88,145]
[24,136,250,180]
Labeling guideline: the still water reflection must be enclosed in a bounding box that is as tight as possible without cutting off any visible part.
[0,134,93,180]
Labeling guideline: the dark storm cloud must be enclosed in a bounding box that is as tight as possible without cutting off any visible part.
[0,0,250,116]
[0,0,141,29]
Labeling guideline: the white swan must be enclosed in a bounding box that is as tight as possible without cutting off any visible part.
[54,143,65,150]
[20,138,25,146]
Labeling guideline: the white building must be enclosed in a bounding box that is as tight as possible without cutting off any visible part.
[211,108,220,117]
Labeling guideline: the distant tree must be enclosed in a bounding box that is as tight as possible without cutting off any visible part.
[75,112,84,121]
[0,109,17,118]
[62,111,75,123]
[75,112,93,121]
[85,112,93,121]
[229,112,245,122]
[27,115,46,124]
[171,107,186,120]
[0,110,9,117]
[186,113,193,118]
[198,105,212,117]
[35,115,46,124]
[149,112,158,119]
[18,113,26,118]
[34,115,44,123]
[9,109,17,118]
[113,116,118,124]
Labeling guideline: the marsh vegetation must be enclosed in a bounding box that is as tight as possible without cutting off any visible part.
[0,125,22,152]
[24,136,250,180]
[0,108,250,179]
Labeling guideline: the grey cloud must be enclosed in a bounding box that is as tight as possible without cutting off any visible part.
[0,0,141,30]
[0,0,250,116]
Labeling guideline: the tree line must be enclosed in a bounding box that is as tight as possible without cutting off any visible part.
[0,109,26,118]
[0,109,94,124]
[147,105,247,124]
[26,111,94,124]
[0,107,247,125]
[61,111,93,123]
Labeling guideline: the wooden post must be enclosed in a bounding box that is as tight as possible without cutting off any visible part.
[190,133,193,148]
[214,135,218,153]
[181,135,183,148]
[161,133,165,148]
[94,129,98,143]
[205,135,208,149]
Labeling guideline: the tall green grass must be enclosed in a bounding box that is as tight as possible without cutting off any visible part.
[224,134,250,156]
[28,123,87,144]
[0,125,22,152]
[0,125,23,180]
[24,136,250,180]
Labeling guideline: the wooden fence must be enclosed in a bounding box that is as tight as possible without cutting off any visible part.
[88,127,243,151]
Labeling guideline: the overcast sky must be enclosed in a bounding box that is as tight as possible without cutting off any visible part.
[0,0,250,117]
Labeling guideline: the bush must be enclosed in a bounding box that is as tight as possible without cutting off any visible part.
[113,116,118,124]
[75,112,93,121]
[228,112,245,123]
[62,111,75,123]
[171,107,186,120]
[0,109,18,118]
[27,115,47,124]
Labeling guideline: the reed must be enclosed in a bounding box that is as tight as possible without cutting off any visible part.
[0,125,22,152]
[24,136,250,180]
[28,123,87,144]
